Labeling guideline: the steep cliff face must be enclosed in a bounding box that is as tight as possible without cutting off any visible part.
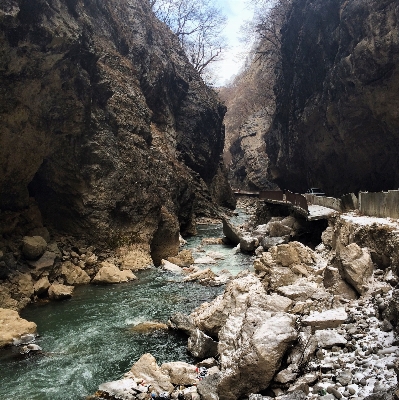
[0,0,234,261]
[220,52,277,191]
[267,0,399,196]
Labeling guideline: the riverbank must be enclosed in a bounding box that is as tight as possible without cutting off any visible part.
[93,208,399,400]
[0,199,257,399]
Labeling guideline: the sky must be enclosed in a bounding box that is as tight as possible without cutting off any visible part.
[212,0,254,86]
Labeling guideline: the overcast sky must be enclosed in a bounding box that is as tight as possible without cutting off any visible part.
[212,0,254,86]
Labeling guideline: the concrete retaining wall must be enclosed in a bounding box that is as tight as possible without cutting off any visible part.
[304,194,343,212]
[359,190,399,219]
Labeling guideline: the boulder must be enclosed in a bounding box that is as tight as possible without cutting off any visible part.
[314,329,347,348]
[28,227,51,243]
[222,218,241,245]
[261,236,288,249]
[302,308,348,330]
[168,312,196,335]
[27,251,57,277]
[33,276,51,296]
[98,378,140,399]
[188,329,218,359]
[92,262,137,284]
[269,242,316,267]
[167,250,194,267]
[22,236,47,260]
[240,236,258,253]
[60,262,90,285]
[268,221,292,237]
[130,353,174,393]
[184,268,217,284]
[321,227,334,248]
[48,283,74,300]
[338,243,373,295]
[190,272,270,337]
[0,308,37,348]
[160,361,198,386]
[217,311,297,400]
[323,266,357,300]
[197,373,221,400]
[277,280,319,301]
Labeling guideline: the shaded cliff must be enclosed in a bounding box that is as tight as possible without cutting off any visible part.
[267,0,399,195]
[220,52,277,191]
[0,0,235,263]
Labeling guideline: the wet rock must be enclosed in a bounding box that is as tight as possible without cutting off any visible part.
[0,308,37,348]
[22,236,47,260]
[222,218,241,245]
[188,329,218,359]
[160,362,197,386]
[92,262,137,284]
[194,256,217,265]
[161,260,183,274]
[48,283,74,300]
[130,353,174,393]
[130,322,168,333]
[167,250,194,267]
[184,268,217,284]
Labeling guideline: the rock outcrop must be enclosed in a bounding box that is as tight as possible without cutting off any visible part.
[0,0,234,268]
[267,0,399,195]
[0,308,37,348]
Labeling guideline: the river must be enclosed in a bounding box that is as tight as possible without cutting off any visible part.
[0,217,254,400]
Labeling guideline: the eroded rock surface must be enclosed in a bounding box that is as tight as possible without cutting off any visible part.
[0,308,37,348]
[267,0,399,195]
[0,0,233,269]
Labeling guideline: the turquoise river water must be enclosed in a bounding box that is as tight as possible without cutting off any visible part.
[0,220,254,400]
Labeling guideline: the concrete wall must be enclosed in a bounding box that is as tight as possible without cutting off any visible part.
[359,190,399,219]
[304,194,343,212]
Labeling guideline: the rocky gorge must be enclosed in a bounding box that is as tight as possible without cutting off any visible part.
[1,0,399,399]
[0,0,236,315]
[89,199,399,400]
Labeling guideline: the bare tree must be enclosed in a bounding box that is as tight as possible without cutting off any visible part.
[151,0,227,83]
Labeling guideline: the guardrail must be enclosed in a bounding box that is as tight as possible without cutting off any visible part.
[259,190,308,213]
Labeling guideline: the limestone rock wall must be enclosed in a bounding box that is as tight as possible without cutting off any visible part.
[267,0,399,196]
[0,0,234,258]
